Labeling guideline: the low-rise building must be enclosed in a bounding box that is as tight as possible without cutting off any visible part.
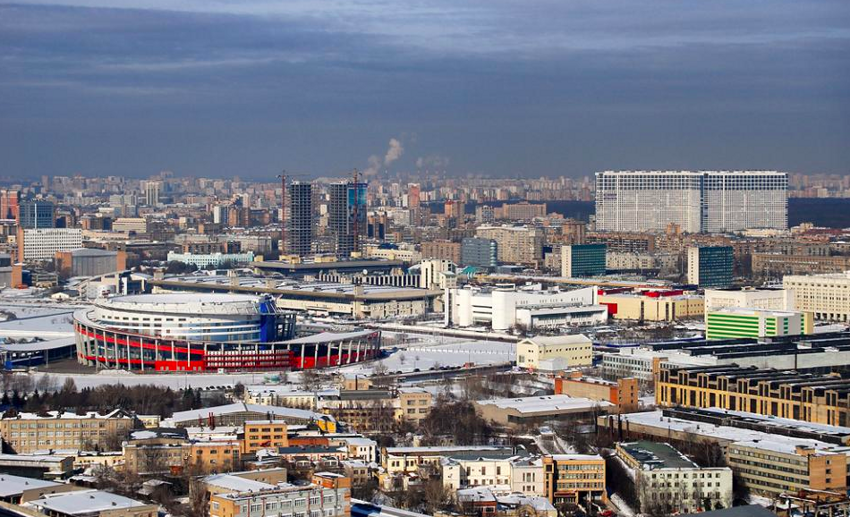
[208,475,350,517]
[474,395,613,427]
[382,446,512,476]
[554,372,639,413]
[25,490,157,517]
[0,474,80,504]
[599,290,704,321]
[516,335,593,371]
[617,441,732,514]
[542,454,606,507]
[705,307,813,339]
[0,409,135,454]
[243,420,289,454]
[703,287,795,312]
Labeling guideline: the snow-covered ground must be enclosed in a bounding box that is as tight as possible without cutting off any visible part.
[28,370,273,390]
[337,339,515,375]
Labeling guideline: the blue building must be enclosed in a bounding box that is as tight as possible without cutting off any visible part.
[460,237,498,268]
[687,246,733,288]
[561,244,607,277]
[19,201,54,229]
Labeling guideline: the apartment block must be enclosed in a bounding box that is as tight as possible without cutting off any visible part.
[0,409,134,454]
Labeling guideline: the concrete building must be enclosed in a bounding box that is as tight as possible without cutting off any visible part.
[0,474,80,504]
[460,237,498,268]
[112,217,148,234]
[166,251,255,268]
[703,287,795,312]
[784,272,850,322]
[17,228,83,262]
[0,409,135,454]
[382,445,513,476]
[542,454,606,507]
[475,225,544,266]
[495,202,547,221]
[516,335,593,371]
[561,244,606,278]
[688,246,733,288]
[420,240,461,264]
[705,307,813,339]
[144,180,161,207]
[616,441,732,513]
[54,248,127,278]
[595,170,788,233]
[753,253,850,279]
[555,372,639,413]
[446,284,603,331]
[727,440,847,497]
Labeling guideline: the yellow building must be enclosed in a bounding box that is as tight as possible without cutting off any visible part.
[516,335,592,371]
[656,365,850,426]
[599,292,704,321]
[242,420,288,454]
[0,409,135,454]
[543,454,606,506]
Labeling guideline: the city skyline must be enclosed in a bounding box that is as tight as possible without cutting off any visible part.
[1,0,848,179]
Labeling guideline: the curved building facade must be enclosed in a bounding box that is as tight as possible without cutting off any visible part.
[73,294,379,372]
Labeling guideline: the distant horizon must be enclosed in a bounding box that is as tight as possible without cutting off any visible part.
[1,1,847,179]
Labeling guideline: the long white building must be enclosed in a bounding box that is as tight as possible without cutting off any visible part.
[784,272,850,322]
[17,228,83,262]
[445,284,605,331]
[595,170,787,233]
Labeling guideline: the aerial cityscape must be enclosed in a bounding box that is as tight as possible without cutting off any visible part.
[0,2,848,517]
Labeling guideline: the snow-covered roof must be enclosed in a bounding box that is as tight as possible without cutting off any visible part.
[476,395,613,414]
[0,408,131,421]
[204,474,275,492]
[171,402,332,424]
[385,445,509,455]
[0,474,61,497]
[27,490,147,515]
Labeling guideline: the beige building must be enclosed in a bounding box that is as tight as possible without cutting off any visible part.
[784,272,850,322]
[474,395,613,428]
[0,409,135,454]
[242,420,288,454]
[395,388,431,425]
[555,372,639,413]
[475,225,544,266]
[543,454,606,506]
[598,292,704,321]
[516,335,592,371]
[27,490,158,517]
[727,440,847,497]
[703,287,795,312]
[420,240,461,264]
[617,441,733,513]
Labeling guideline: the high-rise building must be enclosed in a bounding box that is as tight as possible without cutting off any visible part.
[328,181,366,258]
[561,244,607,278]
[460,237,498,268]
[18,200,55,229]
[687,246,733,288]
[407,183,421,209]
[0,190,20,222]
[595,171,787,233]
[144,180,161,207]
[286,181,313,257]
[475,225,544,266]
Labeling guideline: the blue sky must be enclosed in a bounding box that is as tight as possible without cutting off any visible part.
[1,0,848,179]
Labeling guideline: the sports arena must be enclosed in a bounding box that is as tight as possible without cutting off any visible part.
[73,293,380,372]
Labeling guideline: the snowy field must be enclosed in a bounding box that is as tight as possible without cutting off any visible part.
[28,370,271,390]
[338,339,515,375]
[0,300,81,338]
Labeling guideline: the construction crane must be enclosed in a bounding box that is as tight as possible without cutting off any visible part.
[351,168,361,255]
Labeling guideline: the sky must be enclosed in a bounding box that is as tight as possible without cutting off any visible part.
[1,0,848,180]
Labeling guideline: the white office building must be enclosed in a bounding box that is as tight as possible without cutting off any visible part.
[445,284,605,331]
[595,171,787,233]
[17,228,83,262]
[784,272,850,322]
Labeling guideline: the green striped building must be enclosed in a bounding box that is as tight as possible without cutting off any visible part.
[705,307,813,340]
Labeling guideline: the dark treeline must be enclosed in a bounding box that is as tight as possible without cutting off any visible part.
[3,379,209,418]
